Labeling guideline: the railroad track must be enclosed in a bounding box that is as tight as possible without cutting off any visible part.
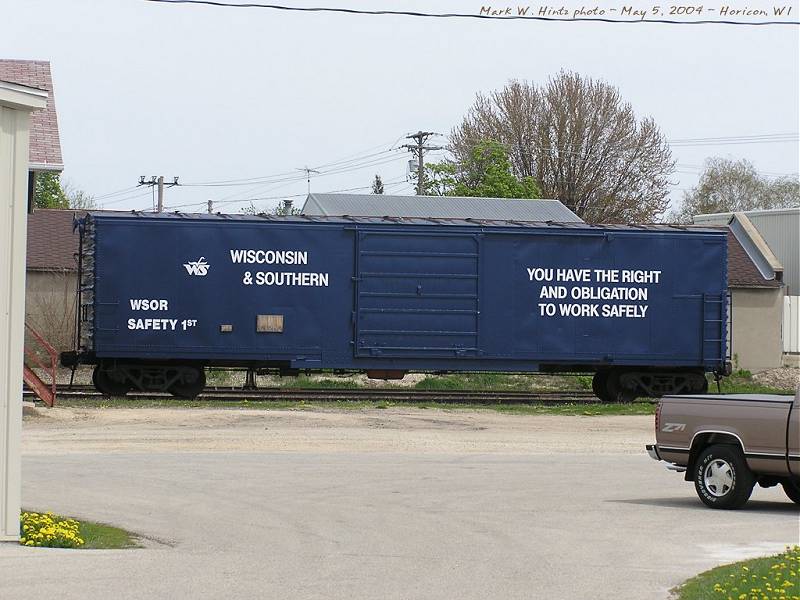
[26,385,601,405]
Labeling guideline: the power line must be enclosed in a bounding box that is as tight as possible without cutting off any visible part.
[98,188,157,208]
[669,134,799,147]
[181,138,404,187]
[164,176,408,211]
[451,132,800,160]
[144,0,800,26]
[668,133,798,143]
[93,185,141,200]
[206,153,406,206]
[180,149,397,187]
[676,163,798,178]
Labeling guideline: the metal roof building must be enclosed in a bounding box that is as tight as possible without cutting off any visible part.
[694,208,799,295]
[301,193,583,223]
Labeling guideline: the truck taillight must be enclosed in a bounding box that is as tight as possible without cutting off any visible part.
[655,401,662,432]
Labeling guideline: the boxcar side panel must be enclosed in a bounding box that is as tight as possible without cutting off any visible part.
[86,215,727,372]
[92,218,356,366]
[478,230,726,368]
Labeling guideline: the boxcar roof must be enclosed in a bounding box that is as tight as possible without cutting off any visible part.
[86,211,725,234]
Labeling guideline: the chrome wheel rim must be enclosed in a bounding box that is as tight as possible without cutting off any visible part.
[703,459,734,497]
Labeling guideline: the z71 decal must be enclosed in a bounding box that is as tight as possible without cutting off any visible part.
[661,423,686,433]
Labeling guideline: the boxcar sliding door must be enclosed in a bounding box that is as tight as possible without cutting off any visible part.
[354,230,481,358]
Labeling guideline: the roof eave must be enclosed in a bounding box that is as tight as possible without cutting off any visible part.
[0,80,47,111]
[29,162,64,172]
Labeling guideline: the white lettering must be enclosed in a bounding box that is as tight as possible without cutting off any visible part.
[129,299,170,311]
[127,318,179,330]
[250,271,329,287]
[540,285,567,299]
[230,249,309,265]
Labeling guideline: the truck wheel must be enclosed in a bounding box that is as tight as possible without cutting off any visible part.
[693,444,755,509]
[592,371,611,402]
[781,479,800,504]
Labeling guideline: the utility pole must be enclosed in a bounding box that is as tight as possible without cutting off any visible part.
[157,176,164,213]
[297,166,320,194]
[401,131,443,195]
[138,176,179,212]
[207,200,213,214]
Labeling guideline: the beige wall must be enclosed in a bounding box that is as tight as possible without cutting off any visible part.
[731,287,785,373]
[24,270,77,354]
[0,84,46,541]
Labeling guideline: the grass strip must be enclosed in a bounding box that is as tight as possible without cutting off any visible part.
[54,397,656,415]
[673,545,799,600]
[79,520,139,549]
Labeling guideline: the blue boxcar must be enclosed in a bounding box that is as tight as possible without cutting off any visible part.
[66,212,729,400]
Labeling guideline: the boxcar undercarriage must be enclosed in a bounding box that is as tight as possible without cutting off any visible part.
[62,353,716,402]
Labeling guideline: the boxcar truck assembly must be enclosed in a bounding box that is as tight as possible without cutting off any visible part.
[61,212,731,400]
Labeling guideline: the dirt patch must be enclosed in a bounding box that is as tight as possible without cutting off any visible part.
[22,405,653,456]
[752,367,799,391]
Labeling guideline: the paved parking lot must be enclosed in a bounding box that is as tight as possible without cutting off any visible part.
[1,407,797,599]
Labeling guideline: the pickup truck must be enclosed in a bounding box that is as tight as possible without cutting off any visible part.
[646,390,800,509]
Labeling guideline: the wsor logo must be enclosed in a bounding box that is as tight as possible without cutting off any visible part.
[183,257,210,276]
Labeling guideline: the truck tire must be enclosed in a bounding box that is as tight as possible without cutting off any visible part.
[782,479,800,504]
[693,444,755,509]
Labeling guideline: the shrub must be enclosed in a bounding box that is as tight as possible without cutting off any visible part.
[20,511,84,548]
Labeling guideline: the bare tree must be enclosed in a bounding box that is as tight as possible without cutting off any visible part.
[25,271,77,355]
[241,199,301,215]
[62,180,96,210]
[450,72,674,223]
[670,157,800,222]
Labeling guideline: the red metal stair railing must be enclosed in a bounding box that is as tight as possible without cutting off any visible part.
[22,323,57,407]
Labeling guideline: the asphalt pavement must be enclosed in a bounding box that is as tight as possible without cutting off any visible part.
[1,452,797,599]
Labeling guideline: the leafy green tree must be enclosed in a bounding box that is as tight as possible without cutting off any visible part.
[420,140,541,199]
[371,174,384,194]
[420,161,457,197]
[34,172,68,209]
[670,157,800,223]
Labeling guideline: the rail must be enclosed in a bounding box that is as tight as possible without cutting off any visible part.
[28,385,601,405]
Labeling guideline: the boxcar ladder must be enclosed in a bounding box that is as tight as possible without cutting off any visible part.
[700,293,725,366]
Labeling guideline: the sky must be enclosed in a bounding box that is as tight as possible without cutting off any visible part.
[3,0,799,216]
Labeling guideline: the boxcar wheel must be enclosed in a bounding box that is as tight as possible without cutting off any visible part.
[168,368,206,399]
[782,479,800,504]
[592,372,612,402]
[606,371,637,403]
[693,444,755,509]
[92,366,130,397]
